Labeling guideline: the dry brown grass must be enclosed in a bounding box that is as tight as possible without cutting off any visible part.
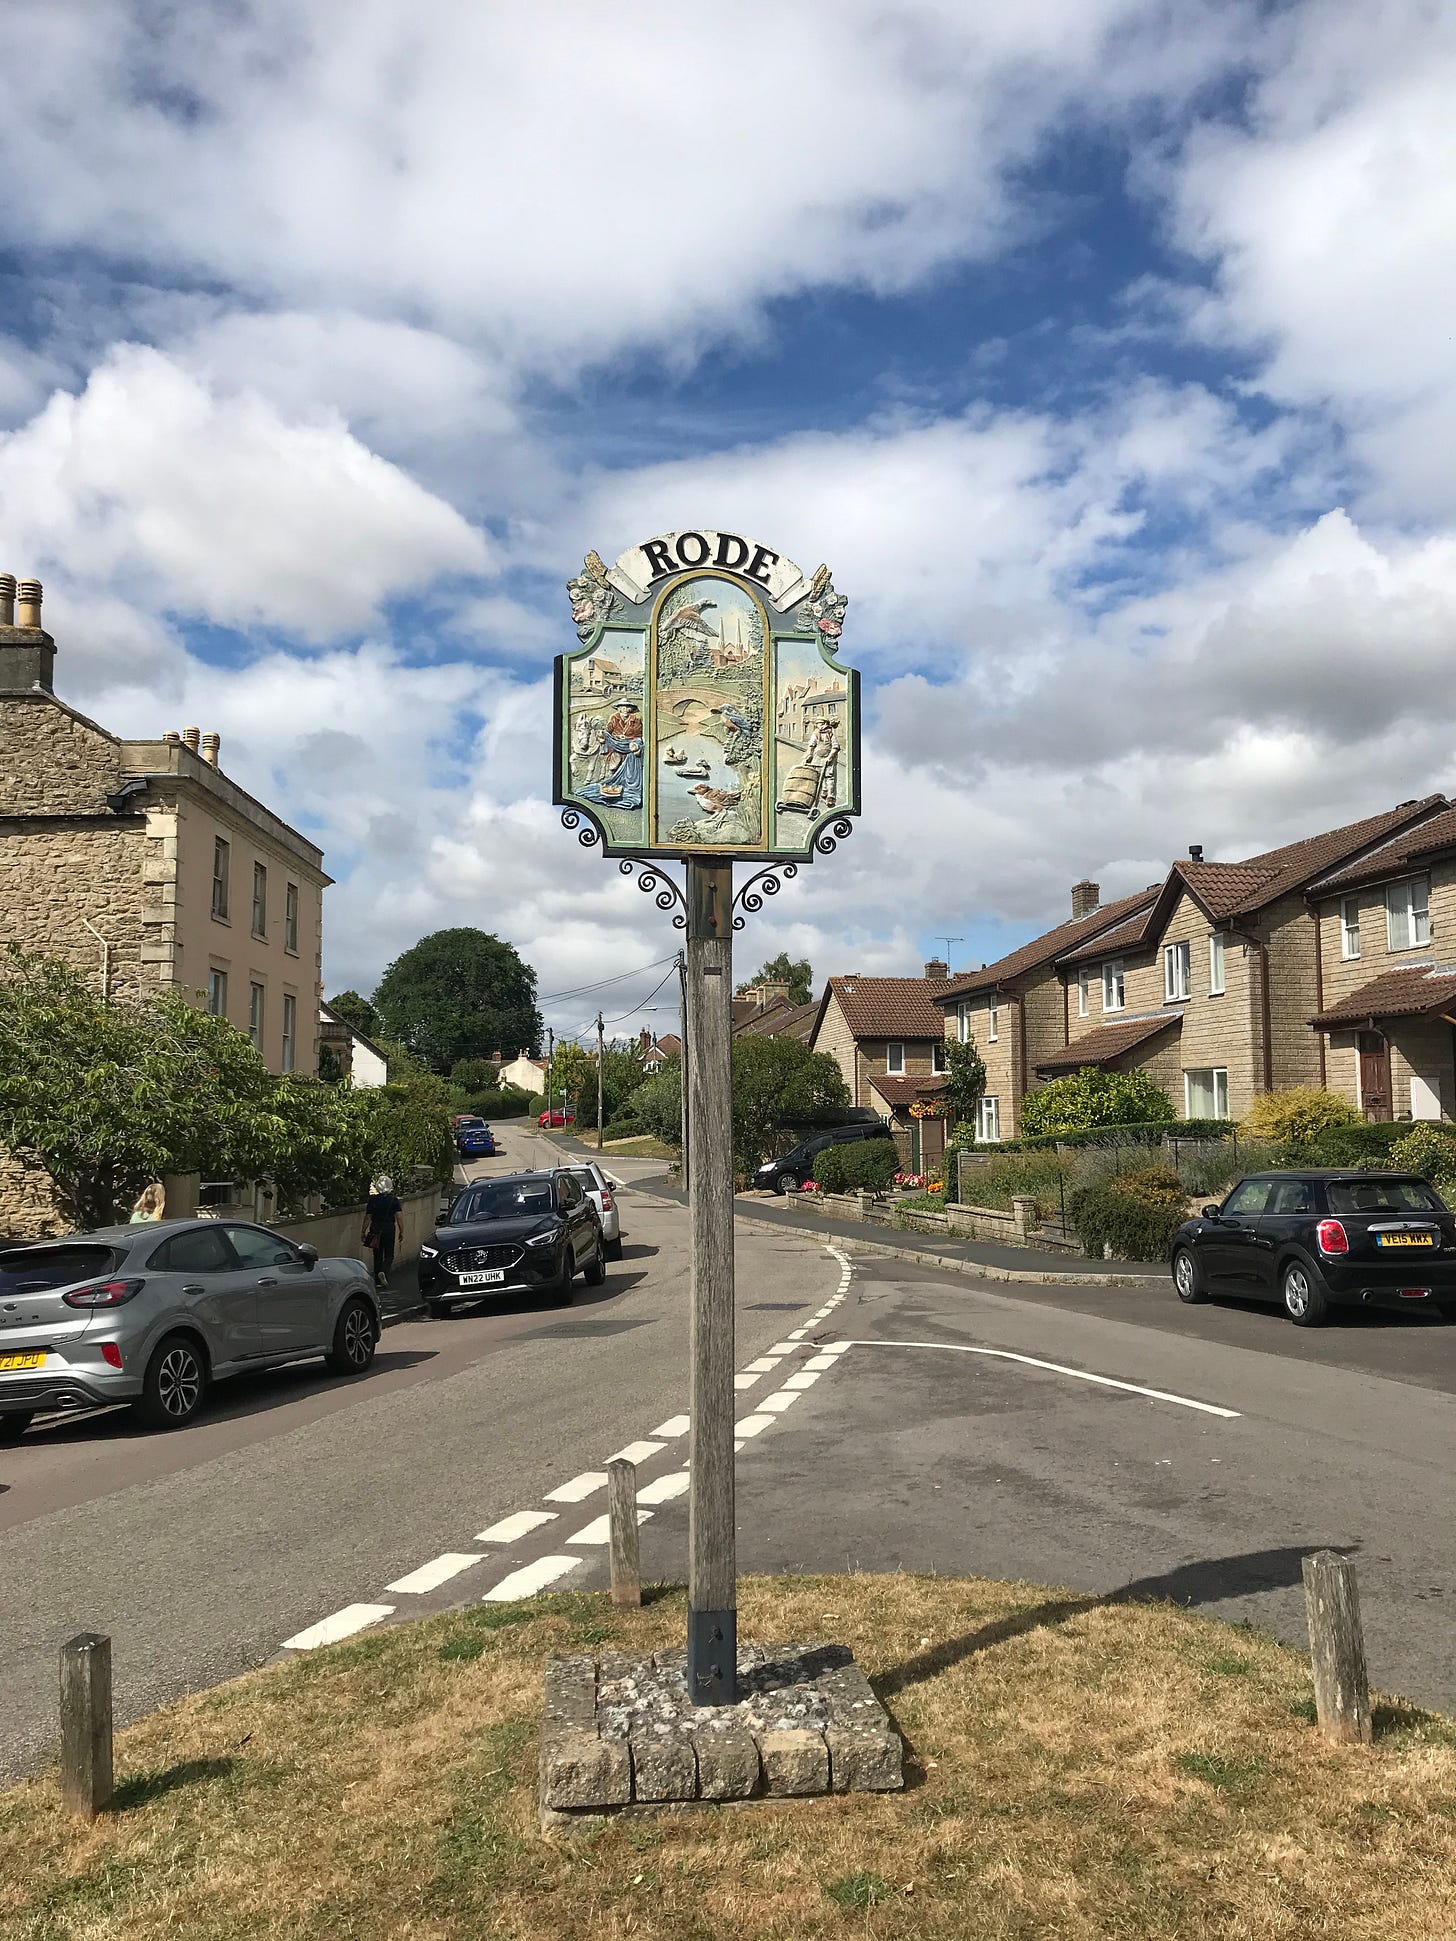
[4,1574,1456,1940]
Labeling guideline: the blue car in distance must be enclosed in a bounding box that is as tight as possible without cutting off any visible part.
[456,1120,496,1159]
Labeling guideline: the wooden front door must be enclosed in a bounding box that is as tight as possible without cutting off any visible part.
[1359,1030,1392,1121]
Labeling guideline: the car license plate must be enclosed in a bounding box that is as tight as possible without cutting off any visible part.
[1377,1233,1434,1248]
[0,1351,46,1371]
[456,1269,507,1286]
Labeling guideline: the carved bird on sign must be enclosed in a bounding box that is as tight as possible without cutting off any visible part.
[660,601,717,642]
[584,549,609,583]
[689,783,741,814]
[710,704,752,736]
[809,563,831,601]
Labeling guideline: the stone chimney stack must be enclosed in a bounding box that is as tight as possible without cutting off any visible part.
[924,957,949,981]
[1070,879,1100,920]
[200,731,221,766]
[0,572,56,692]
[182,726,201,753]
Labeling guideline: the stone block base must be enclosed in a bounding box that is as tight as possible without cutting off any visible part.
[540,1641,901,1823]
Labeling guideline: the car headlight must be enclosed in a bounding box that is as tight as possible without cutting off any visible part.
[525,1228,559,1249]
[419,1243,438,1259]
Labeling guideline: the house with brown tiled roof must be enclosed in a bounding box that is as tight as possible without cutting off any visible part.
[810,962,956,1166]
[734,996,818,1043]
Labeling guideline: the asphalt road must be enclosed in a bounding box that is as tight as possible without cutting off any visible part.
[6,1137,1456,1783]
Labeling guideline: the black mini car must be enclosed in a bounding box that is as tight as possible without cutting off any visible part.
[1170,1169,1456,1326]
[418,1170,604,1318]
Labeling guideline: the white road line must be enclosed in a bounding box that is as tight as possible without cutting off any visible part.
[768,1341,801,1355]
[475,1509,558,1544]
[545,1471,607,1503]
[568,1510,654,1545]
[608,1439,666,1464]
[786,1328,808,1339]
[734,1413,775,1437]
[744,1357,779,1373]
[758,1390,800,1414]
[782,1370,820,1390]
[734,1372,762,1391]
[839,1340,1241,1419]
[804,1353,841,1370]
[652,1414,690,1437]
[637,1471,691,1504]
[386,1553,484,1595]
[282,1603,394,1651]
[483,1556,582,1601]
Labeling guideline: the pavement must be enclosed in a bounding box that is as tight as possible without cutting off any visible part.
[5,1128,1455,1783]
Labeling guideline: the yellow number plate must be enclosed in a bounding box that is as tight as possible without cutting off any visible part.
[0,1350,46,1371]
[1377,1233,1434,1248]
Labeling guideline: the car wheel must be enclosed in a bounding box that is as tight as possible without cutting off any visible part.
[606,1234,624,1260]
[138,1333,207,1430]
[1282,1261,1329,1328]
[583,1241,607,1287]
[774,1170,798,1195]
[327,1296,377,1375]
[0,1409,34,1445]
[1172,1247,1205,1305]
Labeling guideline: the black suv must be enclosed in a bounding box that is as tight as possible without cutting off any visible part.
[753,1121,894,1194]
[419,1170,604,1317]
[1170,1169,1456,1326]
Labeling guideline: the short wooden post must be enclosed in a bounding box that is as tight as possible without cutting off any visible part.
[60,1632,113,1816]
[607,1458,641,1609]
[1301,1550,1372,1745]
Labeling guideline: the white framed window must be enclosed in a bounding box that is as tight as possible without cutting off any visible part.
[987,997,999,1042]
[976,1095,1000,1143]
[886,1041,905,1075]
[1102,959,1125,1012]
[956,1001,970,1044]
[251,861,268,939]
[211,837,230,920]
[207,968,228,1017]
[1208,932,1225,997]
[1340,897,1360,960]
[248,981,265,1051]
[1077,969,1088,1017]
[1164,940,1191,1002]
[1386,876,1431,952]
[1184,1067,1229,1119]
[281,994,297,1074]
[284,881,299,954]
[931,1040,947,1074]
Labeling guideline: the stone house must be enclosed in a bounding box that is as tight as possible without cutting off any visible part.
[318,1000,388,1087]
[809,966,954,1164]
[0,574,330,1227]
[935,797,1455,1139]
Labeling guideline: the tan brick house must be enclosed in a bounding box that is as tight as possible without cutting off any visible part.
[1,574,330,1224]
[809,965,954,1165]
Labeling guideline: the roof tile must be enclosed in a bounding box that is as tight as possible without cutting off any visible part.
[1310,966,1456,1028]
[1034,1012,1182,1074]
[822,976,953,1040]
[1309,806,1456,896]
[938,887,1159,999]
[868,1073,949,1106]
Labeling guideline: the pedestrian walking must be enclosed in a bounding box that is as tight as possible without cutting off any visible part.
[362,1175,403,1288]
[129,1182,166,1223]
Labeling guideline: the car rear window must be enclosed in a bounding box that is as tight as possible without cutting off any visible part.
[1327,1178,1446,1215]
[0,1244,120,1293]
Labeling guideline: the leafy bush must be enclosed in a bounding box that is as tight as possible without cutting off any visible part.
[628,1069,682,1144]
[1241,1086,1360,1146]
[1020,1069,1175,1138]
[1067,1178,1187,1261]
[1306,1119,1409,1165]
[455,1084,532,1120]
[960,1148,1072,1218]
[1178,1139,1284,1198]
[1116,1164,1188,1209]
[604,1115,645,1141]
[1388,1124,1456,1196]
[813,1139,898,1193]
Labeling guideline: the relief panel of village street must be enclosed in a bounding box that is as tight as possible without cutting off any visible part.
[563,558,853,858]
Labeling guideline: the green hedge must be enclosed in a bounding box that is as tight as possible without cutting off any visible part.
[964,1118,1234,1155]
[1067,1178,1188,1261]
[813,1139,899,1193]
[603,1115,645,1141]
[1300,1121,1410,1165]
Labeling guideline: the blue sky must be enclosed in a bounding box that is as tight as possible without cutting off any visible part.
[2,1,1455,1042]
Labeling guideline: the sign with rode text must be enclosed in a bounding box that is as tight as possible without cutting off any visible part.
[554,530,859,860]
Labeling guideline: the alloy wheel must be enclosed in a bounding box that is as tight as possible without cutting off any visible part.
[343,1305,373,1367]
[1174,1253,1195,1299]
[158,1346,202,1418]
[1284,1268,1310,1319]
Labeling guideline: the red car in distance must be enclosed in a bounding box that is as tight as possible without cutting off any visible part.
[538,1107,576,1128]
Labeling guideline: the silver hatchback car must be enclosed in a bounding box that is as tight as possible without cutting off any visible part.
[0,1219,381,1439]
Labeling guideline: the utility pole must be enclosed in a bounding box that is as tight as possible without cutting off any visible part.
[545,1027,555,1129]
[684,860,735,1702]
[596,1011,605,1151]
[676,949,690,1192]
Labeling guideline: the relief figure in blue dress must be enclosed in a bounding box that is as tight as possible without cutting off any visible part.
[577,707,644,810]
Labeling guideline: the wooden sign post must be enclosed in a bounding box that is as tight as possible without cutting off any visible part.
[555,530,859,1706]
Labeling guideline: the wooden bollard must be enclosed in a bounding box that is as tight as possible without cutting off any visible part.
[60,1632,113,1815]
[607,1458,641,1609]
[1301,1550,1372,1746]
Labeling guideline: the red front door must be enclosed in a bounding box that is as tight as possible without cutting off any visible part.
[1359,1031,1392,1121]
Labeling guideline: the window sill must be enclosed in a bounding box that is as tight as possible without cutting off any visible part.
[284,945,299,958]
[211,912,231,927]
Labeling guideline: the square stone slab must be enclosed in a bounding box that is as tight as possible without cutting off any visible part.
[540,1640,901,1821]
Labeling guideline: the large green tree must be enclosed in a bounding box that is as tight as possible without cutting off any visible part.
[327,989,379,1037]
[627,1038,849,1169]
[736,952,813,1005]
[1019,1067,1174,1138]
[372,929,542,1074]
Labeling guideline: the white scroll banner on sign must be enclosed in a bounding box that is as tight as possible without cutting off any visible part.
[608,530,810,612]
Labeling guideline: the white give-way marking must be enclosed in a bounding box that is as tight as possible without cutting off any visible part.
[282,1603,394,1650]
[833,1339,1240,1419]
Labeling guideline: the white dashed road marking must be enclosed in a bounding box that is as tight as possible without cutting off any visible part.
[568,1510,653,1545]
[545,1471,608,1502]
[386,1553,484,1595]
[637,1471,691,1504]
[475,1509,558,1544]
[758,1390,799,1414]
[608,1439,666,1465]
[282,1603,394,1651]
[782,1371,821,1390]
[652,1414,691,1437]
[734,1413,775,1438]
[483,1557,582,1601]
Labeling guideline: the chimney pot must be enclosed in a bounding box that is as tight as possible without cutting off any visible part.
[162,729,181,746]
[182,726,201,753]
[200,731,220,766]
[16,578,42,628]
[1070,879,1101,920]
[1188,843,1204,863]
[0,574,14,626]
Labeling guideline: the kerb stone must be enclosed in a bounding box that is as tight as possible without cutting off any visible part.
[542,1725,631,1810]
[693,1721,760,1799]
[629,1728,698,1802]
[759,1727,829,1796]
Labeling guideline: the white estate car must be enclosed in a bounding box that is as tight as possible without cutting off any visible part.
[565,1163,623,1259]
